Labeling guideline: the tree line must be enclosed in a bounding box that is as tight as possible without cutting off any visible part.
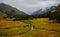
[1,4,60,23]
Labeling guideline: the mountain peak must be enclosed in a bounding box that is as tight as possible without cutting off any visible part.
[32,6,57,15]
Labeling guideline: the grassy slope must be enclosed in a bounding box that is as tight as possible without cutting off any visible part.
[0,18,60,37]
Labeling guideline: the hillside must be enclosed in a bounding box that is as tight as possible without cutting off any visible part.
[0,11,7,19]
[42,4,60,21]
[0,3,27,17]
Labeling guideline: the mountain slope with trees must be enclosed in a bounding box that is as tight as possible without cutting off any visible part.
[41,4,60,23]
[0,3,29,20]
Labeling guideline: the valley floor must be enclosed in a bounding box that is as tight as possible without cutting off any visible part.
[0,18,60,37]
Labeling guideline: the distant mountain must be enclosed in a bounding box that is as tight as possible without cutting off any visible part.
[32,8,48,15]
[32,6,57,15]
[0,3,27,16]
[40,4,60,18]
[48,6,57,11]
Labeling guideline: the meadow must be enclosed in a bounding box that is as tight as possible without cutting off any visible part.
[0,18,60,37]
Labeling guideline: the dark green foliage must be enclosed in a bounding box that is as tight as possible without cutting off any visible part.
[0,3,30,20]
[30,4,60,23]
[42,4,60,23]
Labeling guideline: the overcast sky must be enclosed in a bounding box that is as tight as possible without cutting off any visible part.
[0,0,60,14]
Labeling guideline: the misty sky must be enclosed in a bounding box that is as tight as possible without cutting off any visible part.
[0,0,60,14]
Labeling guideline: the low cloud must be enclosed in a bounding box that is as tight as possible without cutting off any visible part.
[0,0,3,3]
[0,0,60,14]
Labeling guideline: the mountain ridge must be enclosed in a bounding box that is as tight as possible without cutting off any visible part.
[0,3,28,16]
[31,6,57,15]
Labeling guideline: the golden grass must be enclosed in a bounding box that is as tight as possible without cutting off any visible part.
[0,18,60,37]
[0,20,27,28]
